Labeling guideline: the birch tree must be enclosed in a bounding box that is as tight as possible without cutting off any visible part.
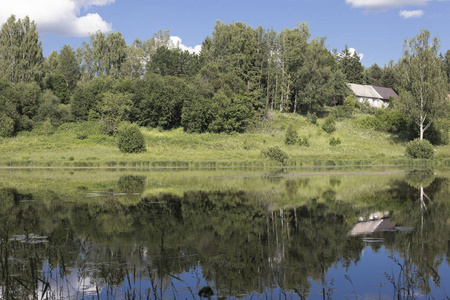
[398,30,448,140]
[0,15,43,83]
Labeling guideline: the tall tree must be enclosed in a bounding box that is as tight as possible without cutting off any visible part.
[147,46,202,77]
[105,32,127,77]
[77,31,127,78]
[121,39,145,79]
[381,60,398,90]
[365,63,383,86]
[0,15,43,83]
[442,49,450,89]
[336,45,364,84]
[58,45,80,92]
[398,30,448,140]
[278,23,310,113]
[201,21,261,96]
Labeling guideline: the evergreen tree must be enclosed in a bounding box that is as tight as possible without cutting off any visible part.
[381,60,398,90]
[336,45,364,84]
[365,63,383,86]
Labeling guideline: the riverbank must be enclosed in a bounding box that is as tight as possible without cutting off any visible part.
[1,112,449,167]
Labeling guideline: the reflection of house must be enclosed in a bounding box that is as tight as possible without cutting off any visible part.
[348,83,398,108]
[350,218,396,236]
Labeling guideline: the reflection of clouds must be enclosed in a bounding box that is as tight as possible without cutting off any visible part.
[40,261,104,299]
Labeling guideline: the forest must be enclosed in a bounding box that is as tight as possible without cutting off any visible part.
[0,15,449,147]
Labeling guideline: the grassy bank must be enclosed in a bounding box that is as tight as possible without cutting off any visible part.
[1,111,449,167]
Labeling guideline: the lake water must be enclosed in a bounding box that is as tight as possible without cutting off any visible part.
[0,167,449,299]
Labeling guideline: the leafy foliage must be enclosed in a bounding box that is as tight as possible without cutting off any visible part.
[297,135,310,147]
[98,92,132,135]
[405,138,434,159]
[322,116,336,134]
[329,137,341,146]
[261,146,289,164]
[0,113,15,137]
[117,123,146,153]
[0,15,43,83]
[285,124,298,145]
[398,30,448,140]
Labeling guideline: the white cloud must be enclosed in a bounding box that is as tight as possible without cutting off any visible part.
[345,0,431,11]
[0,0,114,37]
[349,47,364,60]
[170,36,202,54]
[399,9,424,18]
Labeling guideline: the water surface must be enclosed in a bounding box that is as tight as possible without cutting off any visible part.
[0,167,449,299]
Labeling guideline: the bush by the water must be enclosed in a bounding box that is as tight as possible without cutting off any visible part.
[297,135,309,147]
[329,137,341,146]
[261,146,289,164]
[284,125,298,145]
[321,116,336,134]
[117,123,146,153]
[405,138,434,159]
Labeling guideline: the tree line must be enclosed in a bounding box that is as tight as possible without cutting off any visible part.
[0,15,449,140]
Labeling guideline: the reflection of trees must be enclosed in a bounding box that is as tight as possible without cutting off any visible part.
[377,174,449,296]
[0,172,448,299]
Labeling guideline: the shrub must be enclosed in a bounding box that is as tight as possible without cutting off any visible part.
[322,116,336,134]
[329,137,341,146]
[307,112,318,125]
[41,118,55,136]
[117,123,146,153]
[261,146,289,164]
[405,138,434,159]
[297,135,309,147]
[285,125,298,145]
[0,114,15,137]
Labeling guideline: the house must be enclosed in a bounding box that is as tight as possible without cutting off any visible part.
[348,83,398,108]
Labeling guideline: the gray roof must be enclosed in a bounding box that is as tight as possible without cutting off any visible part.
[350,218,396,236]
[372,86,399,100]
[348,83,398,100]
[348,83,380,99]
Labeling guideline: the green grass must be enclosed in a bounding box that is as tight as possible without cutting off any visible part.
[0,111,449,167]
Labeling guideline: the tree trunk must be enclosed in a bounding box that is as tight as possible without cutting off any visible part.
[420,123,424,140]
[293,90,298,114]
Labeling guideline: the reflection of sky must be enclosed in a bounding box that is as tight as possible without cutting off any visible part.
[40,261,101,299]
[309,246,450,300]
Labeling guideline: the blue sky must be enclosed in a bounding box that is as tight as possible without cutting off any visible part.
[1,0,449,67]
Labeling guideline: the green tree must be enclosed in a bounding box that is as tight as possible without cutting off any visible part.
[71,77,115,121]
[278,23,310,113]
[0,15,43,83]
[78,31,127,78]
[132,73,192,129]
[381,60,399,89]
[201,21,262,98]
[35,90,69,126]
[117,123,146,153]
[58,45,80,92]
[322,115,336,134]
[98,92,132,135]
[147,46,202,77]
[398,30,448,140]
[297,37,342,113]
[336,45,364,84]
[365,63,383,86]
[44,73,70,103]
[180,64,258,133]
[105,32,127,78]
[285,124,298,145]
[121,40,145,79]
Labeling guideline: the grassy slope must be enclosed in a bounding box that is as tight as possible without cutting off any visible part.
[0,111,449,167]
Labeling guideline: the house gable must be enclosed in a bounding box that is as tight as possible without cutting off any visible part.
[347,83,397,108]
